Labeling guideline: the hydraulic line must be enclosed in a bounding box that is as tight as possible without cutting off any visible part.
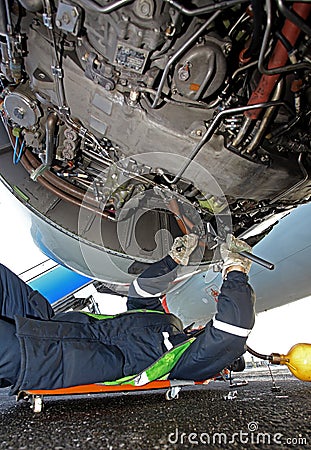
[244,79,284,154]
[257,0,311,78]
[20,151,116,220]
[78,0,134,13]
[25,149,100,208]
[1,116,107,214]
[44,111,58,166]
[269,153,309,205]
[164,100,294,185]
[163,0,249,17]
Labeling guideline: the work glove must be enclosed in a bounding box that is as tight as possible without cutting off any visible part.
[220,234,252,278]
[169,233,199,265]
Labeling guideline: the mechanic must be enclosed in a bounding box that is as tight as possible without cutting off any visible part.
[0,234,255,394]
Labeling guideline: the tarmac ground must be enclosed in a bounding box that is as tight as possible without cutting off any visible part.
[0,367,310,449]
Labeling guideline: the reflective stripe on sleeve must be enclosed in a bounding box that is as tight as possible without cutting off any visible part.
[212,317,251,337]
[132,279,162,298]
[162,331,173,351]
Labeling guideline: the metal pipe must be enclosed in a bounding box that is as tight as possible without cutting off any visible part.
[80,0,250,15]
[26,149,100,207]
[45,111,58,166]
[193,53,215,101]
[4,121,112,217]
[239,250,274,270]
[78,0,134,13]
[269,153,309,204]
[42,0,68,110]
[2,0,21,83]
[152,11,221,108]
[165,100,294,184]
[21,150,116,220]
[228,11,248,37]
[3,0,17,80]
[22,153,112,218]
[62,114,111,161]
[245,79,284,154]
[82,147,157,187]
[163,0,250,17]
[4,0,12,34]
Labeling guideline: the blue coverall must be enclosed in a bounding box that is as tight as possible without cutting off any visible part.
[0,256,255,393]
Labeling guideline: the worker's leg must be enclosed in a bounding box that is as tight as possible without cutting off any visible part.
[0,318,20,388]
[0,263,54,320]
[13,315,125,392]
[127,255,178,311]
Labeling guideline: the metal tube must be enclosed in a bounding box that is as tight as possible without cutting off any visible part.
[166,100,294,184]
[163,0,250,17]
[4,0,12,34]
[239,250,274,270]
[269,153,309,204]
[78,0,134,13]
[26,149,99,207]
[22,150,116,220]
[45,112,58,166]
[42,0,68,110]
[193,53,215,101]
[151,11,221,108]
[244,79,284,154]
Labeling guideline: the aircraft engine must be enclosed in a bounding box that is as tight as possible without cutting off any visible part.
[0,0,310,281]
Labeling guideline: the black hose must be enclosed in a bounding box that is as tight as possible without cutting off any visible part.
[244,0,265,59]
[246,345,271,361]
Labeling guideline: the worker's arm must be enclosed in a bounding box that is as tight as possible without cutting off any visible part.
[127,255,178,311]
[169,269,255,380]
[127,234,198,311]
[169,235,256,381]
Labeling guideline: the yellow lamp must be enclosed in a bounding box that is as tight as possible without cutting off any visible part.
[247,343,311,382]
[270,343,311,382]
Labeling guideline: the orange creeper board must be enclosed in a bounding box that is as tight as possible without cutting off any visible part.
[18,380,209,412]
